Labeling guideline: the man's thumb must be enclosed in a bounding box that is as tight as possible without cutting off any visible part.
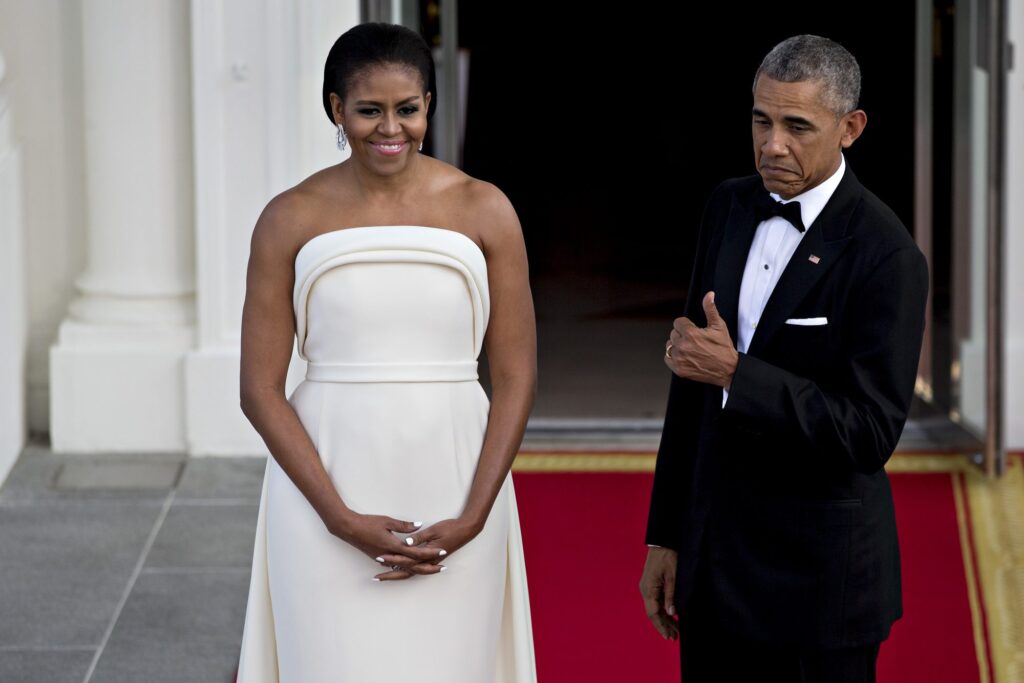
[703,291,722,327]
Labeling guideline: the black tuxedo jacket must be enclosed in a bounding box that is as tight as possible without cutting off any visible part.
[646,167,929,648]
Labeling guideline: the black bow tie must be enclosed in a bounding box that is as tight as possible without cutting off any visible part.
[753,194,805,233]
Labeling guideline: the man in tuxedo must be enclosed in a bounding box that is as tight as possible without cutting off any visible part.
[639,35,928,682]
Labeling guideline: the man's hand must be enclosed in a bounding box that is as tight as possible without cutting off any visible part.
[665,291,738,389]
[639,547,680,640]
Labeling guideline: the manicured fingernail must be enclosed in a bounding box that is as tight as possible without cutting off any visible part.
[372,577,381,582]
[439,565,447,572]
[413,521,423,528]
[438,550,447,557]
[375,556,384,563]
[405,537,414,546]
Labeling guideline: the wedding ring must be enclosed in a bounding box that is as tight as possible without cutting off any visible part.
[665,342,673,359]
[391,564,402,572]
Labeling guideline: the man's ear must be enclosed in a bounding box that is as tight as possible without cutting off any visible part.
[840,109,867,149]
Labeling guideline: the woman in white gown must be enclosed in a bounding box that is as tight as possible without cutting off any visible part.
[235,23,537,682]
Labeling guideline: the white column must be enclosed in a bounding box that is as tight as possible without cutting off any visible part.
[185,0,358,455]
[0,50,27,482]
[49,0,195,452]
[1005,1,1024,451]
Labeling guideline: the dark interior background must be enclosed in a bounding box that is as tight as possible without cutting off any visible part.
[415,1,934,418]
[457,3,917,290]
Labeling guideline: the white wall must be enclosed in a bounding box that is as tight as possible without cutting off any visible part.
[1,0,360,457]
[187,0,359,455]
[1005,2,1024,451]
[0,1,87,436]
[0,50,26,483]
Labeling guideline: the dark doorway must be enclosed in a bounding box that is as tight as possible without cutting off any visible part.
[452,3,917,421]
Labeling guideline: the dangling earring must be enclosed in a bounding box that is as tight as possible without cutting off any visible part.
[418,140,424,152]
[336,124,347,151]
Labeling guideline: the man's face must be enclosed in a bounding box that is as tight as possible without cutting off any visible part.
[752,76,865,199]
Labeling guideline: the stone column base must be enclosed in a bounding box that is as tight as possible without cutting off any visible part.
[50,320,194,452]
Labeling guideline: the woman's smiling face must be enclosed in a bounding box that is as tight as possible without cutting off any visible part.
[332,63,431,175]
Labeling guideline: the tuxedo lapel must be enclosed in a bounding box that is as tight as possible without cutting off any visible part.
[745,168,863,357]
[713,192,759,345]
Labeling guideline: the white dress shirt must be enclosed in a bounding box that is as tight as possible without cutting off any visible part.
[721,155,846,407]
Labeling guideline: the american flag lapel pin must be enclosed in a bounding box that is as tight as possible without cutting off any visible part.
[808,254,821,264]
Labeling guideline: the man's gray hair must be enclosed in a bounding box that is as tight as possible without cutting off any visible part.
[753,35,861,116]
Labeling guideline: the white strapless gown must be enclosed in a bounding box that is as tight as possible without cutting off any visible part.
[236,226,536,683]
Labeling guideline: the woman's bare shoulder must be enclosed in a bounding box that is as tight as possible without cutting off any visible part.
[464,178,514,215]
[425,159,518,236]
[457,176,520,244]
[251,167,345,256]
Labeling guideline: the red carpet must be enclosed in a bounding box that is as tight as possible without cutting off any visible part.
[879,471,988,682]
[514,472,680,680]
[512,467,988,682]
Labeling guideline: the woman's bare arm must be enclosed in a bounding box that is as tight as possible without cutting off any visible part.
[460,185,537,527]
[239,194,441,572]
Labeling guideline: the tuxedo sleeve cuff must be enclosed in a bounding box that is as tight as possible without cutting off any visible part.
[644,531,679,550]
[720,351,782,434]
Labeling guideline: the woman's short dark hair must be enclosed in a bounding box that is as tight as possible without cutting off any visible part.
[322,22,437,124]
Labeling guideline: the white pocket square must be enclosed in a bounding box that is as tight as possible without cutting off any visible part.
[785,317,828,326]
